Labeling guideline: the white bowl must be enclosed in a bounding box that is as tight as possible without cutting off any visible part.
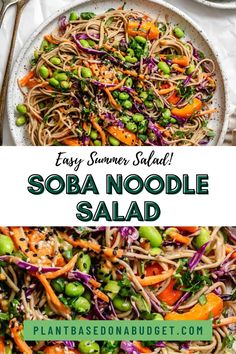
[193,0,236,9]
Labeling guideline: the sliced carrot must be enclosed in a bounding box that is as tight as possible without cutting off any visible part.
[133,341,152,353]
[136,268,174,287]
[44,254,78,279]
[106,126,140,146]
[165,293,223,320]
[213,316,236,328]
[172,56,190,67]
[36,273,70,316]
[108,78,126,92]
[0,227,10,236]
[10,321,32,354]
[44,35,59,45]
[91,117,107,146]
[171,98,202,119]
[158,86,176,95]
[172,64,185,73]
[63,138,83,146]
[104,88,121,111]
[167,91,181,105]
[19,70,35,87]
[127,21,159,40]
[168,231,191,245]
[175,227,199,233]
[55,253,66,267]
[0,337,5,353]
[196,108,218,117]
[26,78,41,89]
[225,244,236,259]
[145,263,163,277]
[89,278,101,288]
[157,279,183,306]
[93,289,109,303]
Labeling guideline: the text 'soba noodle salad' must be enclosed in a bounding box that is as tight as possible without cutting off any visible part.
[16,7,218,146]
[0,227,235,353]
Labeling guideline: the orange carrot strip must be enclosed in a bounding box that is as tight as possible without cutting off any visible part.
[168,231,191,245]
[91,117,107,146]
[165,293,223,320]
[171,98,202,119]
[167,91,181,105]
[19,70,35,87]
[106,126,140,146]
[196,108,218,117]
[93,289,110,303]
[44,254,78,279]
[44,35,59,45]
[104,88,121,111]
[136,269,174,287]
[158,86,176,95]
[36,273,70,315]
[176,227,199,233]
[172,56,190,67]
[213,316,236,328]
[225,244,236,259]
[0,227,10,236]
[108,78,126,92]
[0,337,5,353]
[127,21,159,40]
[133,341,152,353]
[157,279,183,306]
[10,321,32,354]
[89,278,101,288]
[172,64,185,73]
[63,138,82,146]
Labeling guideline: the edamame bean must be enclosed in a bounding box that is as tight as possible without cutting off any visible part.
[16,104,27,115]
[193,228,210,250]
[158,61,170,75]
[125,78,133,87]
[16,116,26,127]
[162,108,171,120]
[49,78,60,88]
[80,39,90,48]
[127,48,135,57]
[72,297,91,313]
[56,73,68,82]
[50,57,61,65]
[77,252,91,274]
[134,295,150,312]
[119,92,129,101]
[120,116,130,124]
[122,100,133,109]
[170,118,177,123]
[139,227,163,247]
[65,282,85,297]
[63,249,73,260]
[90,130,98,140]
[125,56,138,64]
[81,67,92,78]
[80,12,96,20]
[51,278,66,293]
[101,341,119,354]
[139,91,148,101]
[150,247,162,256]
[61,81,70,89]
[152,313,164,320]
[0,234,14,255]
[113,296,132,312]
[108,136,120,146]
[133,113,144,123]
[173,26,185,39]
[70,11,79,21]
[78,341,100,354]
[135,35,147,44]
[39,65,49,79]
[138,120,148,134]
[144,100,154,109]
[94,140,102,146]
[34,50,39,60]
[126,121,137,133]
[40,39,49,51]
[87,39,96,47]
[113,91,119,98]
[186,64,195,75]
[104,281,120,299]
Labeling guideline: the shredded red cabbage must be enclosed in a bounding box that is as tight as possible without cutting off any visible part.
[119,227,139,245]
[155,341,166,348]
[58,15,68,32]
[188,241,210,272]
[67,270,91,283]
[120,341,140,354]
[148,121,167,146]
[225,227,236,244]
[173,292,191,311]
[63,341,75,349]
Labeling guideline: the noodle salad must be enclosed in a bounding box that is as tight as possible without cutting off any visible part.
[16,7,218,146]
[0,226,235,353]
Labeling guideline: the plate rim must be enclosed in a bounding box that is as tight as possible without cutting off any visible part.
[7,0,230,146]
[192,0,236,9]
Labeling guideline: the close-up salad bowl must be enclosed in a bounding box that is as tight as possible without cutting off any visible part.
[7,0,229,146]
[0,226,235,353]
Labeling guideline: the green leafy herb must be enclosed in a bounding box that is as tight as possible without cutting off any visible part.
[198,294,207,306]
[43,115,50,123]
[222,334,235,349]
[174,131,185,139]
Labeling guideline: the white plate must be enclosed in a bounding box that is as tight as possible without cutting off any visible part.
[7,0,230,145]
[193,0,236,9]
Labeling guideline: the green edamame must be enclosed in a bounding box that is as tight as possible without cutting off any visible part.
[126,121,137,133]
[186,64,195,75]
[65,282,85,297]
[77,252,91,274]
[122,100,133,109]
[150,247,162,256]
[16,116,26,127]
[173,26,185,39]
[162,108,171,120]
[133,113,144,123]
[108,136,120,146]
[119,92,129,101]
[81,67,92,78]
[120,116,130,124]
[193,228,210,250]
[139,92,148,101]
[104,280,120,299]
[70,11,79,21]
[39,65,49,79]
[61,81,70,89]
[94,140,102,146]
[51,278,66,293]
[144,100,154,109]
[158,61,170,75]
[139,226,163,247]
[72,296,91,313]
[90,130,98,140]
[113,296,132,312]
[50,57,61,65]
[80,39,90,48]
[125,78,133,87]
[152,313,164,320]
[16,104,27,115]
[0,234,14,255]
[125,56,138,64]
[78,341,100,354]
[135,36,147,45]
[55,73,68,82]
[49,78,60,88]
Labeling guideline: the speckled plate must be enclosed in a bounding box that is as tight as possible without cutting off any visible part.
[192,0,236,9]
[7,0,229,145]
